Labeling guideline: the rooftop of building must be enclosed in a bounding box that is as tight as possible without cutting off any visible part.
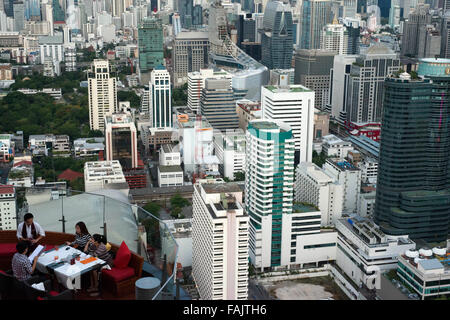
[328,159,359,171]
[158,165,183,173]
[293,203,320,213]
[0,185,14,194]
[201,183,242,194]
[175,31,209,39]
[161,144,178,154]
[264,84,312,93]
[323,134,351,145]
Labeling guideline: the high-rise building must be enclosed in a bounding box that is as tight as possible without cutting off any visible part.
[299,0,334,49]
[246,120,295,270]
[441,12,450,59]
[172,31,210,87]
[192,182,249,300]
[327,54,358,122]
[192,4,202,26]
[401,4,432,57]
[261,84,315,163]
[13,1,24,32]
[138,17,164,74]
[104,113,138,169]
[321,20,349,55]
[260,1,293,69]
[389,0,401,28]
[187,69,232,114]
[172,13,181,36]
[150,66,172,129]
[0,185,16,230]
[88,60,118,131]
[200,78,239,132]
[345,44,401,124]
[294,49,335,111]
[214,130,246,181]
[177,0,193,28]
[375,61,450,242]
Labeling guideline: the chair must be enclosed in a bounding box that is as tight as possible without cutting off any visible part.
[23,278,52,300]
[0,270,14,300]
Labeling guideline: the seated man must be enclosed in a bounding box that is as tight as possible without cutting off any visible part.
[11,241,44,283]
[16,213,45,254]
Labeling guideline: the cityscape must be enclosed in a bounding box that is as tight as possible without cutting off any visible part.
[0,0,449,305]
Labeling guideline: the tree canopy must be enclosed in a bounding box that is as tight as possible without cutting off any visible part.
[0,91,90,141]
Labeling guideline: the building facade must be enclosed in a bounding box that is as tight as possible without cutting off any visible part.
[150,66,172,129]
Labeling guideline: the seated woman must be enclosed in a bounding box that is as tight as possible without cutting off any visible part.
[65,221,92,250]
[84,234,114,296]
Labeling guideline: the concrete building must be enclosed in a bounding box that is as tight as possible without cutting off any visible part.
[0,185,16,230]
[73,137,105,158]
[84,160,127,193]
[345,44,400,124]
[314,109,329,139]
[158,144,183,187]
[172,31,210,87]
[161,218,192,267]
[8,159,33,187]
[0,63,12,80]
[104,113,138,169]
[38,34,64,65]
[138,17,163,77]
[88,60,118,131]
[192,183,249,300]
[150,66,172,129]
[294,49,335,111]
[261,84,315,163]
[294,162,344,226]
[213,130,246,181]
[323,159,361,213]
[235,99,261,131]
[397,248,450,300]
[187,69,232,114]
[357,189,376,217]
[327,54,358,122]
[336,216,416,290]
[321,21,349,55]
[299,0,333,50]
[0,134,14,162]
[28,134,70,157]
[358,157,378,184]
[321,134,354,159]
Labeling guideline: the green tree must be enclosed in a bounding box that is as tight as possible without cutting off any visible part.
[312,151,328,168]
[234,171,245,181]
[118,90,141,108]
[171,206,182,218]
[143,202,161,217]
[170,193,190,209]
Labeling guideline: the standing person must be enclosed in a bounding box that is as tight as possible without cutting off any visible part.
[16,213,45,254]
[84,234,114,296]
[65,221,92,250]
[11,241,45,283]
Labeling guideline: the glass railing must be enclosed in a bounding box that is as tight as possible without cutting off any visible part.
[17,186,178,300]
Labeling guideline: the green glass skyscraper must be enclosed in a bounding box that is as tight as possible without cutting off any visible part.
[138,17,164,73]
[375,59,450,242]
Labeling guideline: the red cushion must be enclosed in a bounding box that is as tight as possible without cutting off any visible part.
[102,267,135,282]
[49,291,59,296]
[0,243,17,257]
[37,296,45,300]
[114,241,131,269]
[0,270,6,275]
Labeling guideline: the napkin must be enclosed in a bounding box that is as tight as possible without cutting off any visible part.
[31,282,46,291]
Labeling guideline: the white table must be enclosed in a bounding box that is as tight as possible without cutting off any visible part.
[37,245,107,290]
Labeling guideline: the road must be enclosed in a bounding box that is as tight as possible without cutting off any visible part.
[376,275,409,300]
[248,279,273,300]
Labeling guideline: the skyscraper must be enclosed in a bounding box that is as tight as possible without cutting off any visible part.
[260,1,294,69]
[345,44,400,124]
[200,78,239,132]
[177,0,193,28]
[172,31,210,87]
[300,0,334,49]
[245,120,295,270]
[321,20,349,55]
[401,4,432,57]
[88,60,118,131]
[138,17,164,74]
[441,12,450,58]
[13,1,24,32]
[192,182,249,300]
[261,84,315,163]
[294,49,335,111]
[375,60,450,242]
[150,66,172,129]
